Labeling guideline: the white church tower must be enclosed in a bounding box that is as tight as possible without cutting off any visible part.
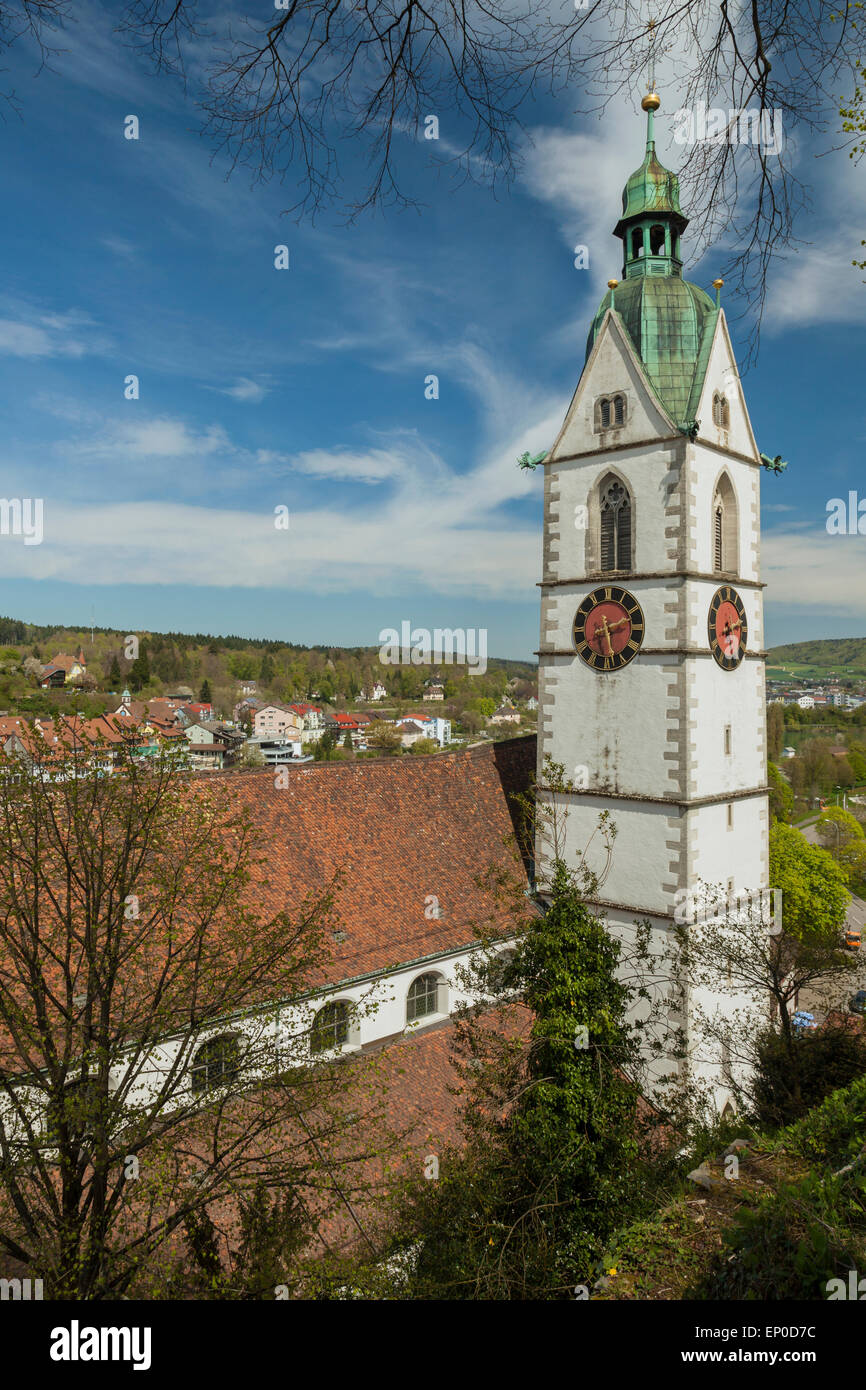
[535,92,770,1104]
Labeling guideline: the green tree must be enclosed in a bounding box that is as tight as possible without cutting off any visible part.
[409,738,437,755]
[108,656,121,689]
[314,728,338,760]
[366,721,402,755]
[815,806,864,855]
[846,741,866,783]
[342,731,353,750]
[767,703,784,761]
[767,762,793,823]
[394,842,670,1299]
[466,697,495,719]
[769,822,849,944]
[259,652,274,686]
[128,643,150,693]
[199,679,212,704]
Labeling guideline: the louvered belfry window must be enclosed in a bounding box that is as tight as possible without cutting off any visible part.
[713,393,730,428]
[600,478,631,571]
[714,504,724,571]
[613,394,625,426]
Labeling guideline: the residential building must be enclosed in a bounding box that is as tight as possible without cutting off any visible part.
[253,704,303,739]
[489,705,521,726]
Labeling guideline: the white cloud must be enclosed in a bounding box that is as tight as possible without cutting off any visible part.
[291,448,410,484]
[218,378,268,404]
[0,311,99,359]
[0,494,540,599]
[100,237,138,261]
[69,416,232,461]
[763,528,866,616]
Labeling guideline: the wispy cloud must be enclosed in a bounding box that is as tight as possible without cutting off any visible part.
[0,309,105,359]
[215,378,269,404]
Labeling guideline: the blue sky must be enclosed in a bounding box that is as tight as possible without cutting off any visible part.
[0,1,864,660]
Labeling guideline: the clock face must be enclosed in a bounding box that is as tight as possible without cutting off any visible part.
[708,586,748,670]
[573,585,645,671]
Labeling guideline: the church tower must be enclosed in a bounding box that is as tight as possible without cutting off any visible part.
[535,93,770,1102]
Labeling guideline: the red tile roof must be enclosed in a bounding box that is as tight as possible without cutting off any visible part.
[225,736,536,985]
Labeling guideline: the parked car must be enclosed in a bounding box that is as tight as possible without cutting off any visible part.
[849,991,866,1016]
[792,1010,818,1035]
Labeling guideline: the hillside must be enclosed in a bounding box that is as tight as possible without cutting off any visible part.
[0,614,537,723]
[594,1074,866,1300]
[768,637,866,678]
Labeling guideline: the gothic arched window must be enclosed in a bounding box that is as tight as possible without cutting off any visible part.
[599,475,632,572]
[712,472,738,574]
[712,392,730,429]
[613,393,625,426]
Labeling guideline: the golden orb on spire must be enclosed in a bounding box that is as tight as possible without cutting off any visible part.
[607,279,619,290]
[641,91,661,112]
[712,278,724,290]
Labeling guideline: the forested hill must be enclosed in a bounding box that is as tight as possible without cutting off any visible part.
[0,614,536,716]
[767,638,866,675]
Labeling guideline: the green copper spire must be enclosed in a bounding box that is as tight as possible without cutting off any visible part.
[585,93,717,428]
[614,94,688,279]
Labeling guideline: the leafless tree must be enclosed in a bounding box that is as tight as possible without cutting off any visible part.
[1,3,863,345]
[0,735,398,1299]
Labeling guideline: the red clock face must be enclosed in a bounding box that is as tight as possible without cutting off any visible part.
[574,586,644,671]
[708,587,748,670]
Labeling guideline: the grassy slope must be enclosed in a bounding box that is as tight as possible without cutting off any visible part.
[767,637,866,677]
[594,1075,866,1300]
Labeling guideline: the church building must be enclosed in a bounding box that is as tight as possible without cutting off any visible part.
[535,92,771,1103]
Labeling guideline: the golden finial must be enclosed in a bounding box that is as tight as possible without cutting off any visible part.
[713,278,724,289]
[641,92,661,112]
[608,279,619,290]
